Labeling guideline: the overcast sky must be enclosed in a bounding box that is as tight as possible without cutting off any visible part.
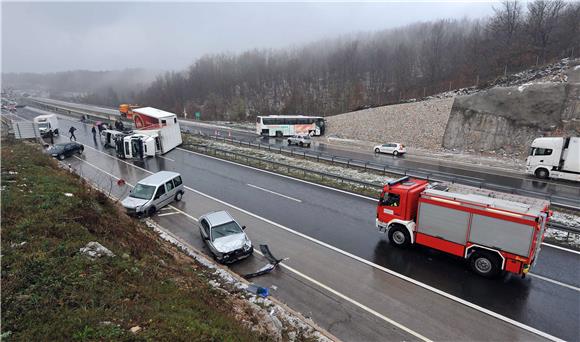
[1,1,497,73]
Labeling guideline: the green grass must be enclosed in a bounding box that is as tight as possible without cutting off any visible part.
[1,142,270,341]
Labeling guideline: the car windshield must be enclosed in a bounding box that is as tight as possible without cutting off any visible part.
[48,144,65,152]
[211,221,243,240]
[130,184,156,200]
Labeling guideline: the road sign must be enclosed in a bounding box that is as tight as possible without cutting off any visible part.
[195,112,201,120]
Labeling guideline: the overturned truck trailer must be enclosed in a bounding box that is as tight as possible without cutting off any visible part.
[116,107,182,159]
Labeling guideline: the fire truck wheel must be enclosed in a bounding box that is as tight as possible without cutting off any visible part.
[469,251,500,277]
[388,225,410,247]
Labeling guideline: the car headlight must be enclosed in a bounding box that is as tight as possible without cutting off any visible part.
[243,240,252,251]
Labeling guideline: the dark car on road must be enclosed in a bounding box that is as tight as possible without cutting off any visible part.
[46,142,84,160]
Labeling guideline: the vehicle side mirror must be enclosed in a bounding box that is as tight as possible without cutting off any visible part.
[242,225,247,230]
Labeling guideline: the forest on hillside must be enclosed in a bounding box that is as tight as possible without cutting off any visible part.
[137,0,579,120]
[6,1,579,120]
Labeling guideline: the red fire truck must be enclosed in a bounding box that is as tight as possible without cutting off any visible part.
[376,177,550,277]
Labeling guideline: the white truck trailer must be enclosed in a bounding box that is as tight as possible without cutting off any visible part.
[115,107,182,159]
[526,137,580,182]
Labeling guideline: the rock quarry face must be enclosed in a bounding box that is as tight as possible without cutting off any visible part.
[443,67,580,155]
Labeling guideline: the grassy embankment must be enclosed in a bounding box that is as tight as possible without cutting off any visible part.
[1,142,270,341]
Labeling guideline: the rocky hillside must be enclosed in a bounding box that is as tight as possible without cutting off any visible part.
[325,98,453,150]
[443,62,580,155]
[325,58,579,155]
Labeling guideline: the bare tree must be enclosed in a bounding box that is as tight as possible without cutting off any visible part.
[526,0,566,62]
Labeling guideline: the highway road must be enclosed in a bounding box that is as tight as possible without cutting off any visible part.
[27,97,580,208]
[10,107,580,341]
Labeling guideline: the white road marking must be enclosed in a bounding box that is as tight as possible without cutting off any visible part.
[247,183,302,202]
[79,140,565,341]
[177,147,580,256]
[529,273,580,292]
[251,249,432,342]
[542,242,580,255]
[157,212,180,217]
[157,155,175,162]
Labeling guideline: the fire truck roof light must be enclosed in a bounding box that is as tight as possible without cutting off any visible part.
[388,176,410,186]
[486,208,523,218]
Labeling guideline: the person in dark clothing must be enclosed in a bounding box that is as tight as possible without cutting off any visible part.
[47,129,54,145]
[69,126,77,141]
[91,125,97,139]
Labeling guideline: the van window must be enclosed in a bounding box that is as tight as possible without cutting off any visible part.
[161,119,167,126]
[173,176,182,186]
[381,193,400,207]
[154,185,166,199]
[165,180,174,192]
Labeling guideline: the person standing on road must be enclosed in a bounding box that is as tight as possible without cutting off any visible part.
[69,126,77,141]
[47,129,54,145]
[91,125,97,139]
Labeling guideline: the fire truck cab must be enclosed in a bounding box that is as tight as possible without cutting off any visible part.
[376,177,550,278]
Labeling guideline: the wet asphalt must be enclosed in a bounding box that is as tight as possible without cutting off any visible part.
[10,107,579,341]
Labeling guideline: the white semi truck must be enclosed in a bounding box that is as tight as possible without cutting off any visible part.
[526,137,580,182]
[33,114,59,137]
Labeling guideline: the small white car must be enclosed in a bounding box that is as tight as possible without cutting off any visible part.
[287,134,312,147]
[199,211,253,264]
[374,143,406,156]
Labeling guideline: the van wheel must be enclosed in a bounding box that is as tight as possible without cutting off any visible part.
[374,148,380,153]
[388,225,410,247]
[393,150,399,156]
[147,206,156,217]
[469,251,500,278]
[535,168,549,179]
[175,191,183,202]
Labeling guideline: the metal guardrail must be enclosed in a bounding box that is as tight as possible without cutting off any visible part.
[192,132,580,210]
[184,140,580,237]
[184,142,384,195]
[26,98,580,210]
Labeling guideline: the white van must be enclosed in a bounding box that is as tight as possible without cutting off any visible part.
[34,114,59,137]
[121,171,184,217]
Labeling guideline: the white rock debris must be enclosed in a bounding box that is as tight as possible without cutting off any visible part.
[79,241,115,259]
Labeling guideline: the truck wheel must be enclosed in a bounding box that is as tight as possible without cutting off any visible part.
[469,251,500,278]
[388,225,411,247]
[535,168,549,179]
[175,191,183,202]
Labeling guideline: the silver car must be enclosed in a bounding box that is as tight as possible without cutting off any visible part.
[287,134,311,147]
[373,143,406,156]
[199,211,253,264]
[121,171,184,217]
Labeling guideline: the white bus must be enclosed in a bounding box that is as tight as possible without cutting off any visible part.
[256,115,326,137]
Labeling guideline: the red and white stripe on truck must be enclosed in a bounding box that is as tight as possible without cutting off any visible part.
[376,177,550,278]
